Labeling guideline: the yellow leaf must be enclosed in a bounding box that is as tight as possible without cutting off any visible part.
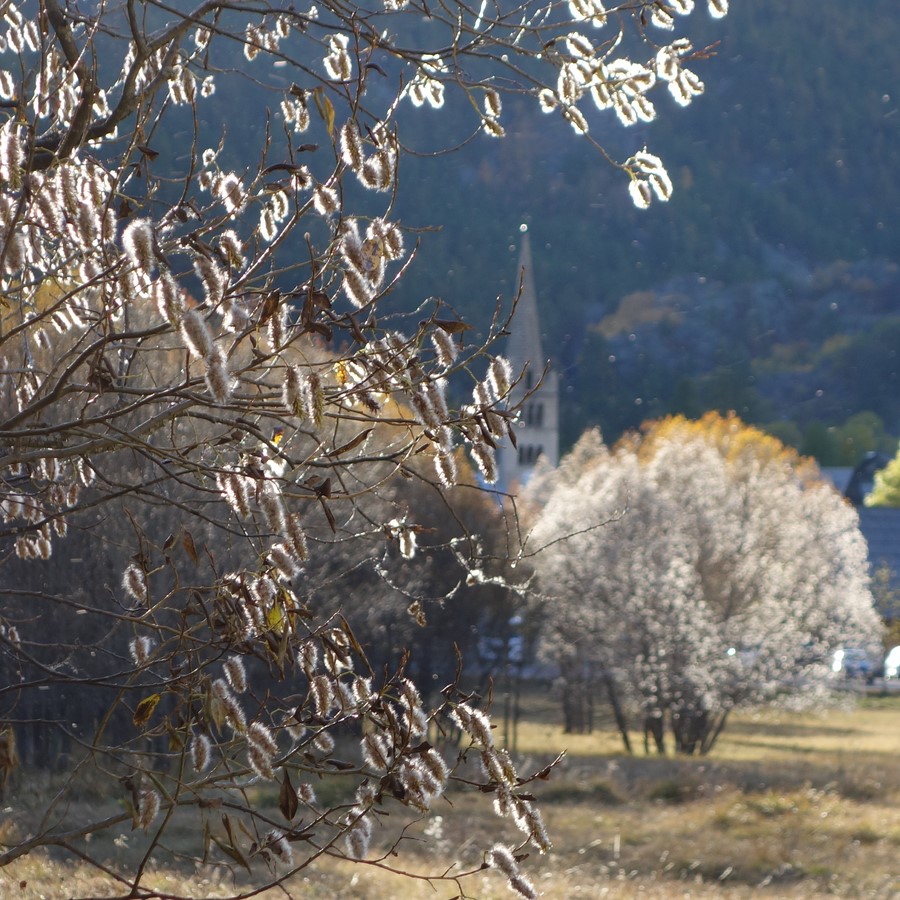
[313,88,335,137]
[208,693,227,730]
[267,604,285,634]
[133,693,161,728]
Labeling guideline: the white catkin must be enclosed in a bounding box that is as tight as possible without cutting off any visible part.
[136,790,161,831]
[484,89,502,118]
[269,542,302,580]
[269,190,290,222]
[218,471,250,517]
[259,206,277,243]
[223,655,247,693]
[310,674,334,717]
[398,527,417,560]
[259,482,287,535]
[431,327,458,368]
[153,273,185,324]
[435,450,458,487]
[248,720,278,757]
[212,677,246,732]
[283,366,303,413]
[313,183,338,216]
[340,120,365,171]
[297,640,319,675]
[247,738,276,780]
[421,747,449,785]
[180,308,215,359]
[222,299,250,332]
[267,829,293,866]
[452,703,494,747]
[285,514,309,560]
[482,117,505,138]
[313,730,335,754]
[301,372,323,426]
[122,563,149,606]
[204,347,234,404]
[342,266,373,308]
[129,636,153,666]
[470,441,498,484]
[267,305,286,350]
[121,219,156,274]
[403,702,429,741]
[194,255,227,307]
[361,732,391,770]
[217,229,245,267]
[191,732,213,772]
[344,824,367,859]
[217,173,245,213]
[487,845,537,900]
[487,357,513,399]
[369,217,403,260]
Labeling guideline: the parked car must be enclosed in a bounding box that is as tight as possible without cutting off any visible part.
[831,647,877,683]
[884,646,900,680]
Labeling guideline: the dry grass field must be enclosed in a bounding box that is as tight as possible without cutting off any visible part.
[2,691,899,899]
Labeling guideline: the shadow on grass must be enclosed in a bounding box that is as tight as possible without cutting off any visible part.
[536,744,900,808]
[724,719,857,740]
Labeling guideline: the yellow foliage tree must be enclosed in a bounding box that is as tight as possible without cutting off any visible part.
[867,451,900,507]
[635,411,821,484]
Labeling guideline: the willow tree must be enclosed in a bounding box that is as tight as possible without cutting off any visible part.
[0,0,730,896]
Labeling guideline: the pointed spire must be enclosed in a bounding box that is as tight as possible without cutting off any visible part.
[497,226,560,493]
[506,228,544,378]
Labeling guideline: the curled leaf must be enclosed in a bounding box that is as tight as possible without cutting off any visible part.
[133,693,161,728]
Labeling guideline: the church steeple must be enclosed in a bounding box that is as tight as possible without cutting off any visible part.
[507,231,544,372]
[498,227,559,492]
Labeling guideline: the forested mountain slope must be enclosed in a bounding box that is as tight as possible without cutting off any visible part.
[380,2,900,456]
[147,1,900,456]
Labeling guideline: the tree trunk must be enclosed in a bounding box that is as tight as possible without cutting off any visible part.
[643,712,665,755]
[560,651,594,734]
[699,709,730,755]
[671,706,709,755]
[600,668,632,753]
[562,677,592,733]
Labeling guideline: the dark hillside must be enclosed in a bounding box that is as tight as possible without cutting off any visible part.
[116,2,900,455]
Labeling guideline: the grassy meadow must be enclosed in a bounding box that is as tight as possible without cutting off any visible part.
[2,690,899,899]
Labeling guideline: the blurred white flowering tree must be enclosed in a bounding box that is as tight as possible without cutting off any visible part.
[0,0,730,895]
[526,414,881,754]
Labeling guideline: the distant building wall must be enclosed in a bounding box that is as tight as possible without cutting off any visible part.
[822,454,900,620]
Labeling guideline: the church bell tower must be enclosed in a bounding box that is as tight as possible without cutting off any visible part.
[497,228,559,492]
